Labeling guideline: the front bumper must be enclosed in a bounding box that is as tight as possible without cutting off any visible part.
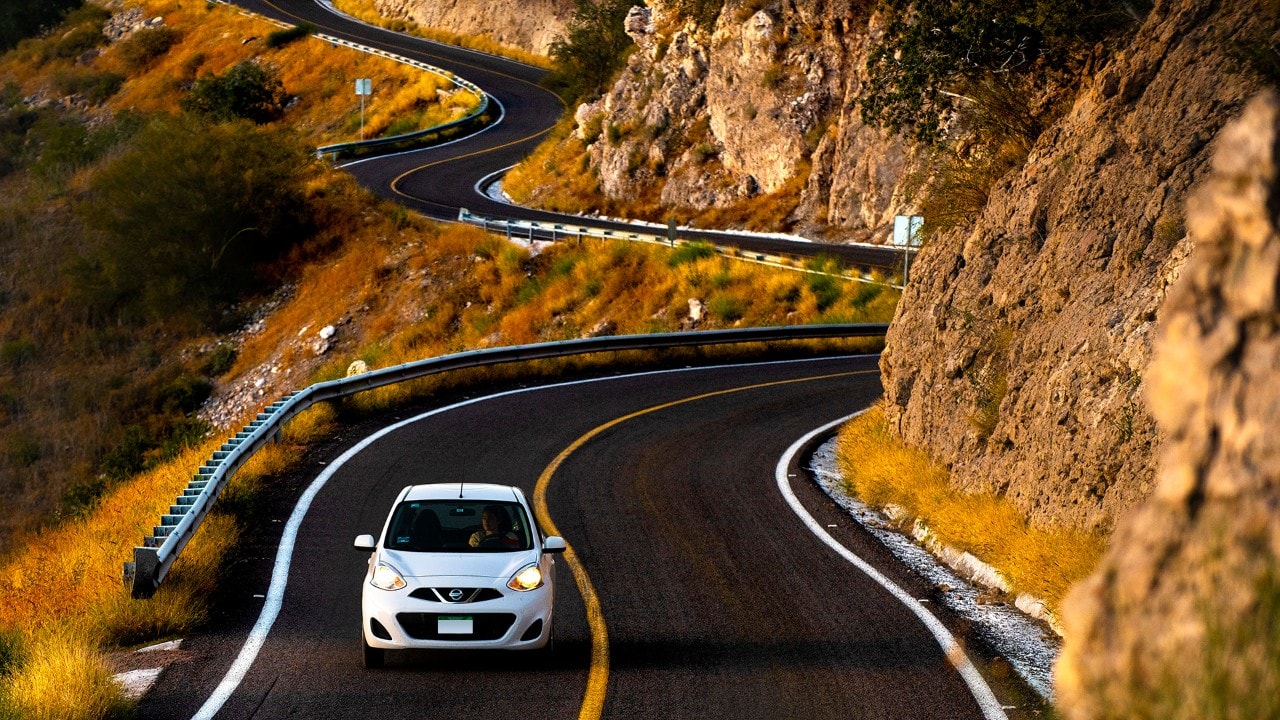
[362,574,553,651]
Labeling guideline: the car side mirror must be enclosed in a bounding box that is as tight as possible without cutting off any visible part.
[354,534,376,552]
[542,536,567,554]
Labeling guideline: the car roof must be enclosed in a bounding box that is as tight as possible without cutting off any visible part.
[400,483,522,503]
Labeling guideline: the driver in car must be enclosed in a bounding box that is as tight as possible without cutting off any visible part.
[468,505,520,548]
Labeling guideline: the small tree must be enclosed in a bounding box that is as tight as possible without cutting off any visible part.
[547,0,644,102]
[181,60,290,124]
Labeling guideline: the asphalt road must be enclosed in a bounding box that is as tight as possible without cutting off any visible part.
[233,0,907,272]
[137,356,1035,719]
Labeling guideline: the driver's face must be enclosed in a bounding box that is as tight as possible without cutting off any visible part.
[482,511,499,533]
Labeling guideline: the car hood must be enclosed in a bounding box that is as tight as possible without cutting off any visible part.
[380,548,537,580]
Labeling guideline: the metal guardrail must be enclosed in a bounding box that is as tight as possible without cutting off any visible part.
[458,209,897,286]
[312,35,492,160]
[125,324,887,598]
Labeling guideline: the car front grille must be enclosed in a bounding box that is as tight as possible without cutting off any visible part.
[396,613,517,641]
[408,587,504,603]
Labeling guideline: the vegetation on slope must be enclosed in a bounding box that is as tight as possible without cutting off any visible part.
[0,0,483,553]
[0,1,899,717]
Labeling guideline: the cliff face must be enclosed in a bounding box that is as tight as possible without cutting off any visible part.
[881,0,1265,533]
[576,0,1269,532]
[372,0,571,55]
[1055,91,1280,720]
[572,0,916,241]
[383,0,1271,535]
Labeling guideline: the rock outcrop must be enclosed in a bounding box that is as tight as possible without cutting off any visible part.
[372,0,571,56]
[570,0,916,241]
[881,0,1267,533]
[1055,91,1280,719]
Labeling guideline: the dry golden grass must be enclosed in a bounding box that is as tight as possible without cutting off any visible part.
[1,630,130,720]
[0,439,242,717]
[331,0,551,68]
[0,0,480,146]
[836,403,1105,609]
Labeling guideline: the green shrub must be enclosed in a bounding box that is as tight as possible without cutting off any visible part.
[708,294,745,322]
[4,434,40,469]
[203,344,237,376]
[547,0,643,102]
[50,69,123,104]
[0,337,34,369]
[117,26,179,70]
[74,114,312,327]
[860,0,1141,144]
[182,60,290,124]
[37,5,109,62]
[0,627,23,677]
[668,241,716,266]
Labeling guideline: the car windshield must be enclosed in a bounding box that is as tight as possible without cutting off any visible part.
[383,500,533,552]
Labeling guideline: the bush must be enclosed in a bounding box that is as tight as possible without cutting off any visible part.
[181,61,290,124]
[73,114,313,327]
[203,344,237,376]
[32,4,109,62]
[0,628,22,678]
[708,294,745,322]
[49,69,123,104]
[547,0,643,102]
[116,26,179,70]
[668,241,716,266]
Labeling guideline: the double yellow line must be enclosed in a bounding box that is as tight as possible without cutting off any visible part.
[531,370,871,719]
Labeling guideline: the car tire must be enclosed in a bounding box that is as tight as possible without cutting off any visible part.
[362,634,385,669]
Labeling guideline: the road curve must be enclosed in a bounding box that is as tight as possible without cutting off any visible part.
[231,0,906,272]
[136,356,1030,719]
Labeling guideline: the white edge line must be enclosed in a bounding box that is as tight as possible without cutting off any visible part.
[190,354,875,719]
[775,412,1009,720]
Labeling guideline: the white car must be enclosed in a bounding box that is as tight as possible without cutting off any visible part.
[353,483,566,668]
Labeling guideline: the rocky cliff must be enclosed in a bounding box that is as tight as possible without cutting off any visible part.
[881,0,1268,533]
[372,0,571,56]
[570,0,917,241]
[1055,90,1280,720]
[384,0,1274,535]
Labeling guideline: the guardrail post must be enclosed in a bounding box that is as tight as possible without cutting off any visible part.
[130,546,160,599]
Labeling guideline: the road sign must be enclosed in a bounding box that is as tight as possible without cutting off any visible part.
[355,78,371,140]
[893,215,924,247]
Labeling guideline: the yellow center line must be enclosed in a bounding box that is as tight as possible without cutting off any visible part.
[532,369,876,720]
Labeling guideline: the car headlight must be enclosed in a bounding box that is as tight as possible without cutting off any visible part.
[507,563,543,592]
[370,562,407,591]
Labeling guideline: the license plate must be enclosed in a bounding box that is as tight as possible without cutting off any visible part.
[438,616,473,635]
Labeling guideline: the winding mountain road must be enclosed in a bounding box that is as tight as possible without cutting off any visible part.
[137,356,1034,719]
[234,0,906,272]
[131,7,1041,718]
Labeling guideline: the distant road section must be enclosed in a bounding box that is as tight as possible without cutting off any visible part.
[233,0,907,272]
